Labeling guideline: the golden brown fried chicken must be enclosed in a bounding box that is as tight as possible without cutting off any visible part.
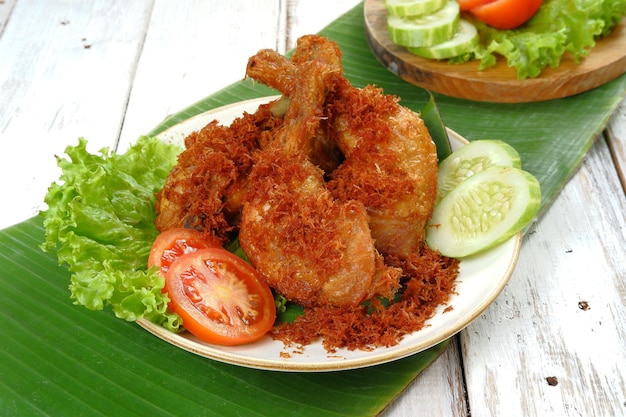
[326,81,438,258]
[155,103,283,242]
[239,59,400,307]
[246,39,343,174]
[247,35,438,258]
[239,148,382,307]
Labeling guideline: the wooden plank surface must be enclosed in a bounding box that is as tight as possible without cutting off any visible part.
[0,0,154,230]
[0,0,16,36]
[117,0,283,150]
[0,1,625,416]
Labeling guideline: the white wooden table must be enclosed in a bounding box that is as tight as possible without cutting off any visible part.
[1,1,625,416]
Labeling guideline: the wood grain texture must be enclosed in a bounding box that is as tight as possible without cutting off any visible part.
[381,338,468,417]
[0,0,16,36]
[363,0,626,103]
[117,0,283,150]
[0,0,153,230]
[1,1,625,416]
[606,98,626,191]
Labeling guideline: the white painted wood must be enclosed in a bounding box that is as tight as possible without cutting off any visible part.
[117,0,283,151]
[1,1,625,416]
[0,0,153,230]
[0,0,16,36]
[381,338,468,417]
[285,0,363,49]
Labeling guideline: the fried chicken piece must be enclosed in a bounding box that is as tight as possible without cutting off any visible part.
[240,59,400,307]
[246,38,343,174]
[248,35,438,258]
[155,103,282,242]
[326,81,438,258]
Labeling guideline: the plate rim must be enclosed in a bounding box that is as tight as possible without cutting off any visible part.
[138,95,522,372]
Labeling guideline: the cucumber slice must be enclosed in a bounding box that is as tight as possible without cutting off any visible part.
[408,19,479,59]
[426,166,541,258]
[387,0,460,48]
[437,140,522,203]
[385,0,447,17]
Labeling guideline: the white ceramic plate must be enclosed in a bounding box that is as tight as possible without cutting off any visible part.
[137,96,521,372]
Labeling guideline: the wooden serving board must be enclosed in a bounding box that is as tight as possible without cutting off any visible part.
[363,0,626,103]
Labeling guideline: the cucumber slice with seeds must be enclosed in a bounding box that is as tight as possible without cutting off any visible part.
[437,140,522,203]
[387,0,460,48]
[385,0,447,17]
[408,19,479,59]
[426,166,541,258]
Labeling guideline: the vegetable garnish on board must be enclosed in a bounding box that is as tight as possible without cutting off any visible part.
[384,0,626,79]
[464,0,544,30]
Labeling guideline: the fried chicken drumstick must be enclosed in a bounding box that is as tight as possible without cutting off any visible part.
[239,59,400,307]
[246,35,438,258]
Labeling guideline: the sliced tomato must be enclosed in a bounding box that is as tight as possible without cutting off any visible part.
[148,228,220,275]
[469,0,543,30]
[165,248,276,345]
[457,0,485,11]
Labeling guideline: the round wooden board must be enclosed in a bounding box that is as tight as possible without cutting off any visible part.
[363,0,626,103]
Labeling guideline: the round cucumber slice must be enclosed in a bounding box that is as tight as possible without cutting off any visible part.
[426,166,541,258]
[437,140,522,203]
[408,19,479,59]
[385,0,447,17]
[387,0,460,48]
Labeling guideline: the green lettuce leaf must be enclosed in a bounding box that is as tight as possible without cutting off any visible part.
[471,0,626,79]
[41,136,183,331]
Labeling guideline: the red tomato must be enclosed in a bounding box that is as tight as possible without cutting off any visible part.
[148,228,220,275]
[165,248,276,345]
[469,0,543,30]
[457,0,484,11]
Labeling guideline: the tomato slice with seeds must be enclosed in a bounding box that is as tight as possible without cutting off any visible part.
[148,228,220,275]
[469,0,543,30]
[165,248,276,345]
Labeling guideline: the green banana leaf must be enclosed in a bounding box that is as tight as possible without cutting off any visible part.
[1,3,625,416]
[0,217,448,416]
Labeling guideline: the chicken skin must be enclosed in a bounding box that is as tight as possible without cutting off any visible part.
[246,34,438,258]
[239,59,400,307]
[326,81,438,257]
[246,44,343,174]
[155,102,283,242]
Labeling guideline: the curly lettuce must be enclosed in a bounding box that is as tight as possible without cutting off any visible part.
[41,136,183,331]
[458,0,626,79]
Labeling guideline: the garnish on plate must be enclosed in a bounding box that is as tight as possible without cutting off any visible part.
[385,0,626,79]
